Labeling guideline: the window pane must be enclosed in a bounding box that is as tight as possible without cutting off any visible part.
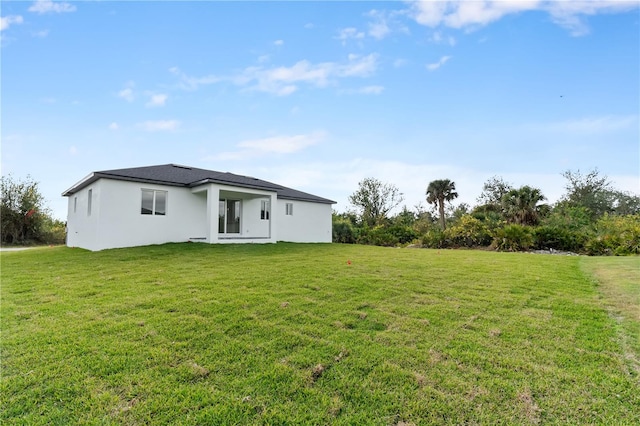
[155,191,166,215]
[88,189,92,216]
[218,200,225,233]
[141,190,153,215]
[227,200,240,233]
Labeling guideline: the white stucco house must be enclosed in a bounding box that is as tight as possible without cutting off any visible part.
[63,164,335,251]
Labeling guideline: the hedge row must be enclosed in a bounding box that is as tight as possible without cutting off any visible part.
[333,214,640,255]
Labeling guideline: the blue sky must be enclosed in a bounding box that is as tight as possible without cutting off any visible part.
[2,0,639,220]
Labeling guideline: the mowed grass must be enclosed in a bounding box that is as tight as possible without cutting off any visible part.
[581,256,640,377]
[1,244,638,425]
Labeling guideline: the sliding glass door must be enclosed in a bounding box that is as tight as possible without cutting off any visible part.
[218,199,241,234]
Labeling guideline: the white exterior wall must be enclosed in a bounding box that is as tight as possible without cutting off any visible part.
[68,179,207,251]
[275,199,333,243]
[66,183,100,251]
[241,198,271,237]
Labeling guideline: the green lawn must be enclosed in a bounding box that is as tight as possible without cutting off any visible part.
[1,244,638,425]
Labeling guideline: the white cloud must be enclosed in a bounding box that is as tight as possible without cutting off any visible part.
[429,31,456,46]
[547,1,639,35]
[117,82,135,102]
[28,0,76,14]
[426,55,452,71]
[336,27,365,45]
[206,131,325,161]
[173,54,379,96]
[146,93,168,107]
[1,15,24,31]
[393,58,408,68]
[138,120,181,132]
[548,114,638,134]
[169,67,221,91]
[239,132,324,153]
[367,10,391,39]
[172,53,378,99]
[69,145,78,155]
[108,122,119,131]
[340,53,378,77]
[340,85,385,95]
[364,8,410,40]
[274,39,284,46]
[32,29,49,38]
[407,0,638,35]
[360,85,384,94]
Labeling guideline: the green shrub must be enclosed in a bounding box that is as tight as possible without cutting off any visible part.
[584,236,615,256]
[533,225,587,252]
[444,215,492,247]
[491,224,533,252]
[585,214,640,255]
[357,226,399,247]
[40,219,67,245]
[421,229,447,249]
[387,224,418,245]
[333,219,357,244]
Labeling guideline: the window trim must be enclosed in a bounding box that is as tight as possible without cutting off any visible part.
[260,199,270,220]
[141,189,168,216]
[87,189,92,216]
[285,202,293,216]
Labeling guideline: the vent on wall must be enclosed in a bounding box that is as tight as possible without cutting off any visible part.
[170,164,192,170]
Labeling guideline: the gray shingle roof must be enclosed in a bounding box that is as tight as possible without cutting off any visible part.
[62,164,335,204]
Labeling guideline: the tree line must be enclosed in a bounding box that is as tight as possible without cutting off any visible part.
[1,175,66,246]
[333,169,640,255]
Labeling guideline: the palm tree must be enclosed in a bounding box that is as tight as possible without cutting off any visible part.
[426,179,458,230]
[501,186,546,226]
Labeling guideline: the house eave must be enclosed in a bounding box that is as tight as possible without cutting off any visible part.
[62,173,186,196]
[278,195,336,204]
[62,172,96,196]
[189,178,279,193]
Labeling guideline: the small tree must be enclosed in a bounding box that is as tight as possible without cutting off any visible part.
[1,175,60,245]
[561,169,614,219]
[348,178,404,227]
[426,179,458,230]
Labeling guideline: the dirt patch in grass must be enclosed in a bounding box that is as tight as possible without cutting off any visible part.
[517,388,541,424]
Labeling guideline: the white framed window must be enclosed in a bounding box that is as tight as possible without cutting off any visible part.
[260,200,270,220]
[141,189,167,215]
[286,202,293,216]
[74,197,77,213]
[87,189,92,216]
